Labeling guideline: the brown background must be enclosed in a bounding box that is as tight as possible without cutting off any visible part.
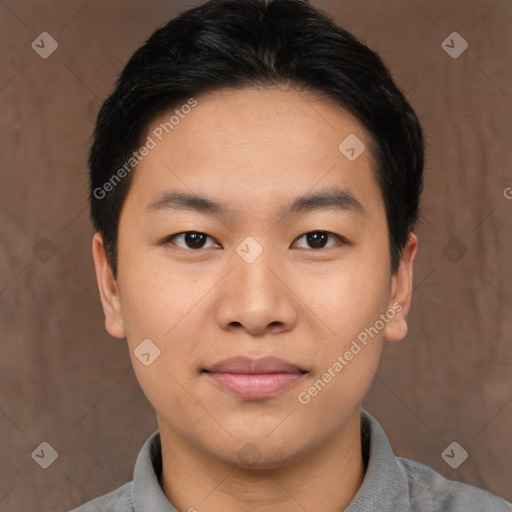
[0,0,511,510]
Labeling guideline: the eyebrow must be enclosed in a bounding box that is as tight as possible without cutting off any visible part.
[144,187,365,218]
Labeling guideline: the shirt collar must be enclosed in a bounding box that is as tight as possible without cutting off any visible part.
[132,430,178,512]
[132,409,409,512]
[345,409,410,511]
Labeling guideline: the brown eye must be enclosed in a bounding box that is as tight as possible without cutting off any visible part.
[165,231,221,250]
[293,231,345,249]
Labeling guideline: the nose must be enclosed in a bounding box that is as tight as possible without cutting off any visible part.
[215,251,298,336]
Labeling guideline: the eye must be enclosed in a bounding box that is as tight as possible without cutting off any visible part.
[163,231,221,250]
[162,230,346,251]
[292,231,346,250]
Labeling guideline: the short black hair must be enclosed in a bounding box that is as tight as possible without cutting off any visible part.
[89,0,424,278]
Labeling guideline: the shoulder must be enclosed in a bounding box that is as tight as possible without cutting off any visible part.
[69,429,163,512]
[397,456,512,512]
[69,482,134,512]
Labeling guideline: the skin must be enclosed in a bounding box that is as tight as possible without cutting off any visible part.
[92,86,417,512]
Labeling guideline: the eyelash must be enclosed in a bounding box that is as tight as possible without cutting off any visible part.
[161,231,348,251]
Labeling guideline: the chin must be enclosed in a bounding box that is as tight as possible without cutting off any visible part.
[229,446,300,472]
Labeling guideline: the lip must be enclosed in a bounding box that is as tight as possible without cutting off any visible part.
[203,356,307,399]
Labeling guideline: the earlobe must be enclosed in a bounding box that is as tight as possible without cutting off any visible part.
[91,232,127,339]
[383,233,418,342]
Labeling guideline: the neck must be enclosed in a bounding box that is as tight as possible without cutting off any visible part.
[158,411,365,512]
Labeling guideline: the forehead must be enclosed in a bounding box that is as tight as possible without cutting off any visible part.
[125,86,384,221]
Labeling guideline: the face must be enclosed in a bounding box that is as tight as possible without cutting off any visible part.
[93,86,417,469]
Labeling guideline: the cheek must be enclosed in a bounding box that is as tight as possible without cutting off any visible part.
[117,256,222,390]
[294,265,389,426]
[300,255,391,342]
[117,251,201,339]
[118,266,202,417]
[294,249,391,399]
[295,342,382,447]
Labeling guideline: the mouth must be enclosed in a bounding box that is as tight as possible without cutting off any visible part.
[202,356,308,399]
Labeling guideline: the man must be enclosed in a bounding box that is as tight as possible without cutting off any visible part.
[72,0,512,510]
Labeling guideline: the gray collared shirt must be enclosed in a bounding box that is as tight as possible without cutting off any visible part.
[70,410,512,511]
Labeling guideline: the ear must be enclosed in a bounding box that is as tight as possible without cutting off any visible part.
[91,232,127,339]
[383,232,418,342]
